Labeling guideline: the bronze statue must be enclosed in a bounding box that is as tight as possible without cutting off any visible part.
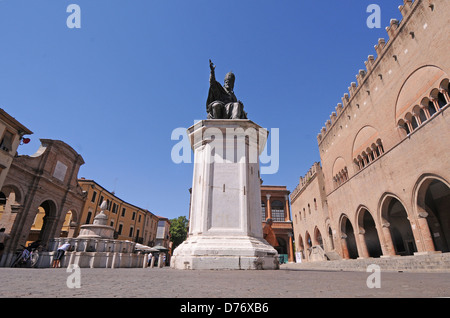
[206,60,247,119]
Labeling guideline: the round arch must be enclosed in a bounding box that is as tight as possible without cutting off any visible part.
[379,194,416,256]
[0,183,25,206]
[414,174,450,253]
[304,231,312,249]
[297,234,304,252]
[351,125,380,160]
[27,199,59,245]
[395,65,447,123]
[332,157,347,176]
[61,208,80,238]
[0,184,26,237]
[296,234,305,262]
[439,78,449,91]
[339,213,358,259]
[356,206,382,258]
[313,226,323,249]
[324,218,335,251]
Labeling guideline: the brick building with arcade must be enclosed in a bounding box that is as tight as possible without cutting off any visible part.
[291,0,450,262]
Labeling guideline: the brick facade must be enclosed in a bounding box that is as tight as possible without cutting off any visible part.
[291,0,450,262]
[0,139,86,266]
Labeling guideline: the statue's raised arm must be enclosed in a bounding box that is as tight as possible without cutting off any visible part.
[209,59,216,84]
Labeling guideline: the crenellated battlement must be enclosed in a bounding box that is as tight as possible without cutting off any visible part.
[317,0,418,145]
[290,162,321,201]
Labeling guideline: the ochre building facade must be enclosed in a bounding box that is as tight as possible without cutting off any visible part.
[291,0,450,262]
[0,136,166,267]
[77,179,160,247]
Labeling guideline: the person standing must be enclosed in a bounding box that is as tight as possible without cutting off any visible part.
[52,242,71,268]
[0,228,10,262]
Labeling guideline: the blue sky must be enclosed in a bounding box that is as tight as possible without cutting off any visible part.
[0,0,402,220]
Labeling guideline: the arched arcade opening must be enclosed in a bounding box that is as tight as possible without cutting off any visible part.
[417,178,450,253]
[357,208,382,258]
[340,215,358,259]
[381,196,417,256]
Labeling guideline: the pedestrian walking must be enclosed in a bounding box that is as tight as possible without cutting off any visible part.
[147,253,153,267]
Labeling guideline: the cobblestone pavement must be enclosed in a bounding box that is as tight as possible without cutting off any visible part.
[0,266,449,299]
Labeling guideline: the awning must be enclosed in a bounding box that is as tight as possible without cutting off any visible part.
[135,243,159,252]
[152,245,169,252]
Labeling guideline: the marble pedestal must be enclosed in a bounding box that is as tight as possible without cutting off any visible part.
[171,120,279,270]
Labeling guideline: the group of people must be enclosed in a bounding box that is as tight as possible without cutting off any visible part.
[146,252,166,267]
[1,226,70,268]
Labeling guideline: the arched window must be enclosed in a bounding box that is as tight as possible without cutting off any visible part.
[376,139,384,155]
[367,149,374,162]
[413,105,425,125]
[271,200,284,222]
[411,116,419,130]
[438,92,447,108]
[405,113,414,132]
[428,101,437,116]
[371,143,379,158]
[398,119,410,136]
[353,139,384,172]
[419,108,427,123]
[261,201,266,222]
[430,88,446,111]
[354,158,360,171]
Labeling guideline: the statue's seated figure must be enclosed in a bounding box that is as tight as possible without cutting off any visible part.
[206,60,248,120]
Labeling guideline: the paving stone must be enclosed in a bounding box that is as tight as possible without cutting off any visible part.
[0,266,449,299]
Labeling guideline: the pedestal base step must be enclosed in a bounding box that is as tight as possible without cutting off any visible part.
[170,235,279,270]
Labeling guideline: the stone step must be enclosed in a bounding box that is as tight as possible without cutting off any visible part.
[282,252,450,272]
